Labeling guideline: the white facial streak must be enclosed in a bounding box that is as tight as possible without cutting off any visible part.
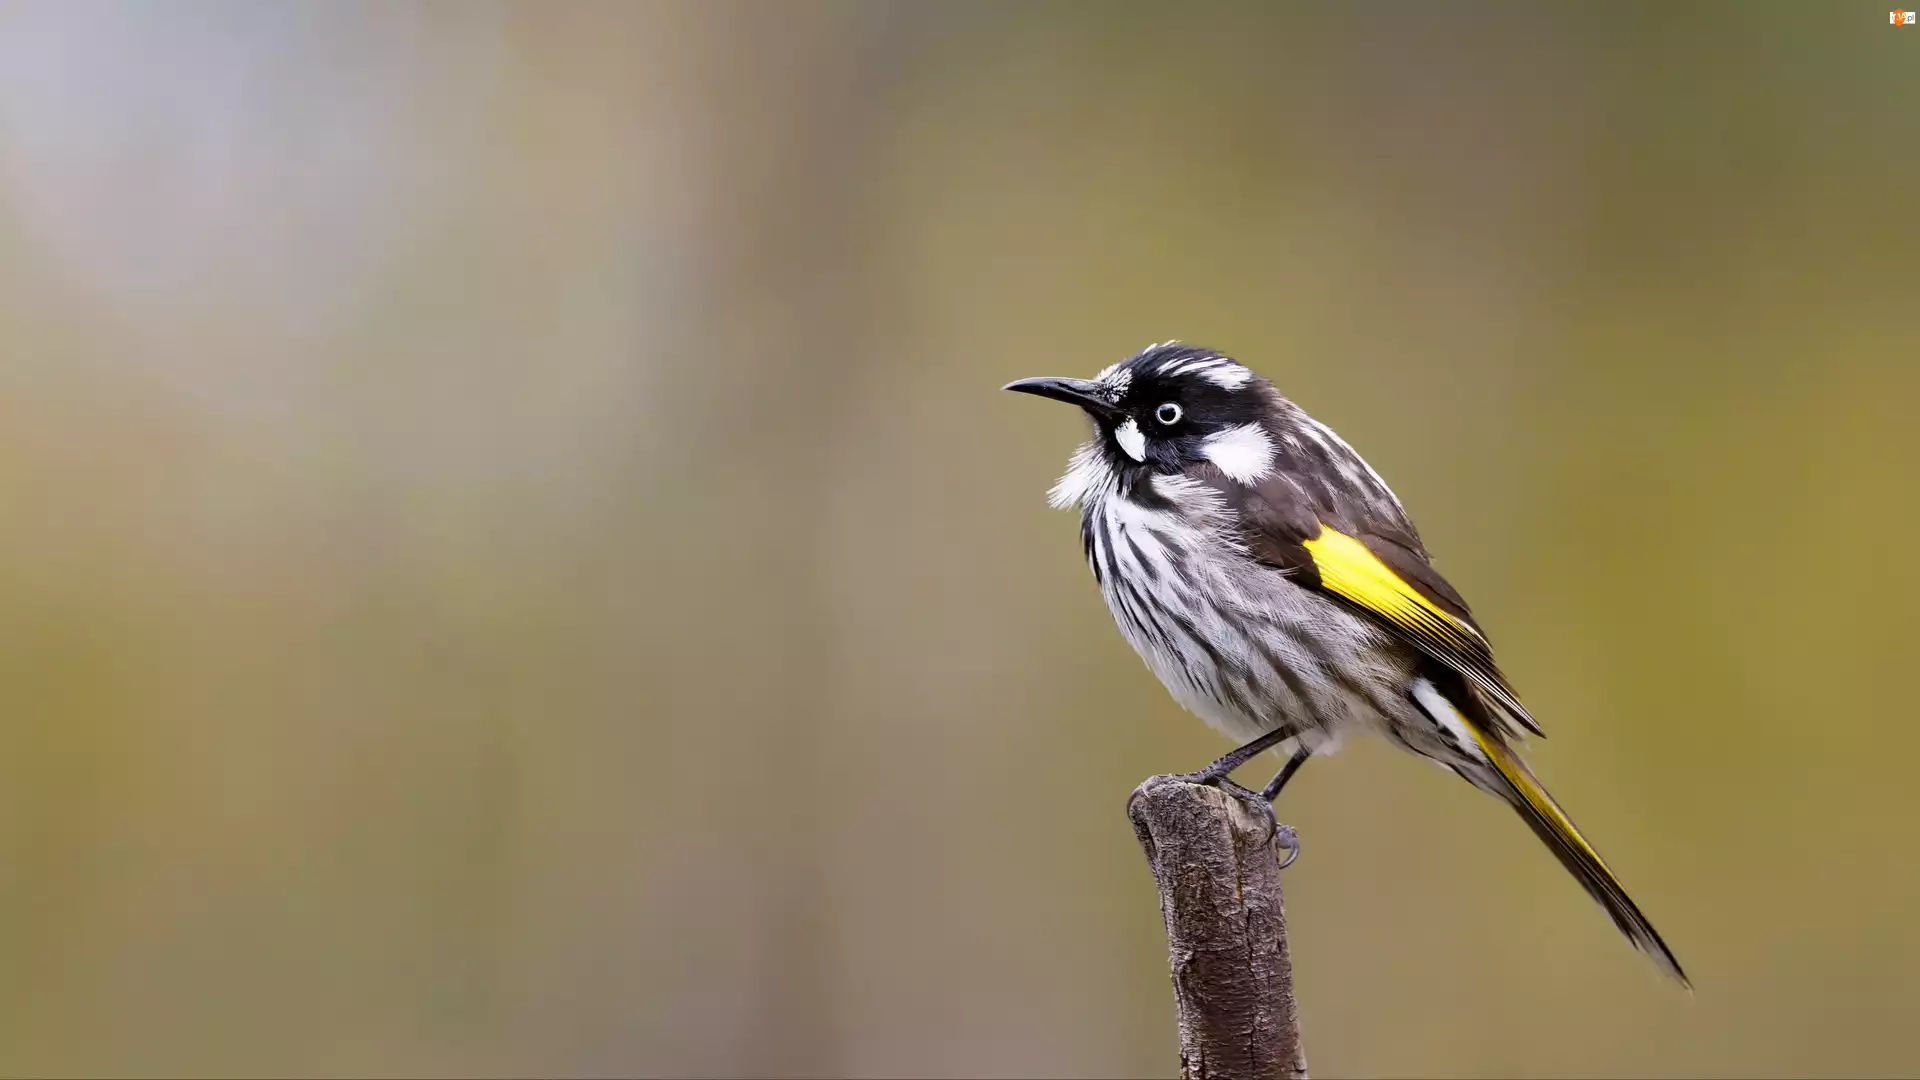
[1113,417,1147,462]
[1155,355,1253,390]
[1191,361,1253,389]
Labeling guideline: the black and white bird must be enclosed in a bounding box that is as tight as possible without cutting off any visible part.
[1006,341,1686,985]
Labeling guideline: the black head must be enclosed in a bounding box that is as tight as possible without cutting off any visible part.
[1004,342,1279,479]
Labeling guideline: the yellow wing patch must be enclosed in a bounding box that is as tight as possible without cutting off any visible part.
[1302,525,1539,734]
[1301,527,1477,643]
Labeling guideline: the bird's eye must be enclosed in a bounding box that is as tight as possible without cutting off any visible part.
[1155,402,1183,425]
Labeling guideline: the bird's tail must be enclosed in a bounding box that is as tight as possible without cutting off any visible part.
[1468,729,1690,987]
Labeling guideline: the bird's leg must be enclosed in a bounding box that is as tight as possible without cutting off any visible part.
[1168,727,1305,866]
[1260,747,1311,802]
[1257,747,1311,868]
[1174,725,1295,793]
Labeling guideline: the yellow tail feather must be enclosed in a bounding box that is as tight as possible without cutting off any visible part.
[1469,728,1691,988]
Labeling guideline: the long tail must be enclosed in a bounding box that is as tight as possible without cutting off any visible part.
[1469,730,1690,987]
[1413,674,1689,986]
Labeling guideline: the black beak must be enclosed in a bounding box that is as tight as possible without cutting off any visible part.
[1002,377,1122,419]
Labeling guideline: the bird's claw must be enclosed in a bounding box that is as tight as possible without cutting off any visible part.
[1273,822,1301,869]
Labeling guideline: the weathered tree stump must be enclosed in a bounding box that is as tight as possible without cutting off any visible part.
[1128,775,1307,1080]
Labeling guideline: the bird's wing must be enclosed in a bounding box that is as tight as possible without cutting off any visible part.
[1199,467,1543,739]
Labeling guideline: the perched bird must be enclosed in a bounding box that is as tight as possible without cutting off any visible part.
[1006,341,1686,985]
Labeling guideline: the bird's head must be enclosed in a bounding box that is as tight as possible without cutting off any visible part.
[1004,342,1283,495]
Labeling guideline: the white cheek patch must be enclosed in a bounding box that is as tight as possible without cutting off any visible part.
[1113,417,1147,462]
[1200,423,1276,483]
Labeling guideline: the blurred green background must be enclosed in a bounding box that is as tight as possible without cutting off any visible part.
[0,2,1915,1076]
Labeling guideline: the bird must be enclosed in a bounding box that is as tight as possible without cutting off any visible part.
[1005,341,1687,986]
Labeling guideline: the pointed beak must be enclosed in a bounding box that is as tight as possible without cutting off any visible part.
[1002,377,1122,419]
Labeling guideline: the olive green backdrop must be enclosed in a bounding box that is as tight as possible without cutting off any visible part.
[0,2,1915,1076]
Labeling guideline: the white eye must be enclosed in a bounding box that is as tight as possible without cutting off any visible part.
[1155,402,1183,425]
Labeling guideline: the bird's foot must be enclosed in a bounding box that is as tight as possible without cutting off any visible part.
[1160,766,1302,869]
